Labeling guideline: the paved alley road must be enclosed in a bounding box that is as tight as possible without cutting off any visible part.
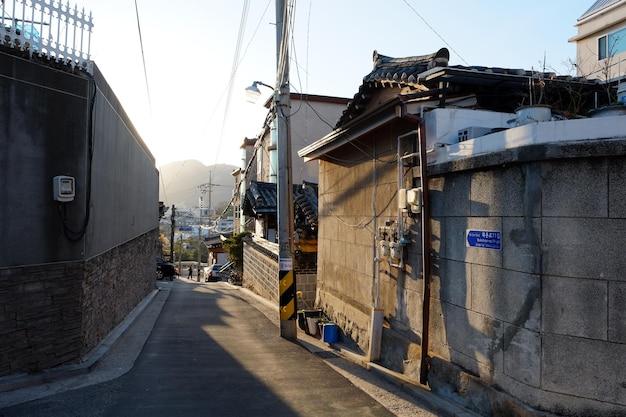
[0,280,397,417]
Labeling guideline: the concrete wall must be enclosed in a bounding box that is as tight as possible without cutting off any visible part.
[289,95,349,184]
[0,50,158,377]
[316,122,420,351]
[426,148,626,416]
[256,95,348,186]
[316,117,626,415]
[87,65,159,258]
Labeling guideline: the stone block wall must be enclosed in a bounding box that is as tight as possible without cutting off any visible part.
[243,237,317,310]
[82,230,157,355]
[0,230,156,377]
[243,238,279,304]
[426,147,626,416]
[317,122,626,415]
[0,263,83,376]
[316,130,401,352]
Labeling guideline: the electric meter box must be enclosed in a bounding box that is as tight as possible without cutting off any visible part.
[53,175,75,202]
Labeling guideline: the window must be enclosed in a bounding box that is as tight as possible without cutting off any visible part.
[598,27,626,60]
[599,36,607,60]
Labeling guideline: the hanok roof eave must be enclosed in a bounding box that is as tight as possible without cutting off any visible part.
[335,48,450,128]
[299,92,439,162]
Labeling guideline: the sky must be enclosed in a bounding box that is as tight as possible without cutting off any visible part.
[71,0,591,169]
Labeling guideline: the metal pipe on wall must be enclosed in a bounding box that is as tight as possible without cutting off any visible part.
[368,144,384,361]
[392,130,419,270]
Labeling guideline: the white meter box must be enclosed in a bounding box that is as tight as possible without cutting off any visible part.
[53,175,75,202]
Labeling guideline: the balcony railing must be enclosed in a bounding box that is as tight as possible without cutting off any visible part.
[1,0,93,73]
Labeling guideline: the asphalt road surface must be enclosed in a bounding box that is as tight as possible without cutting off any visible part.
[0,280,402,417]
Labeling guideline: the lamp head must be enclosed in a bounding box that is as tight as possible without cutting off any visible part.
[245,82,262,103]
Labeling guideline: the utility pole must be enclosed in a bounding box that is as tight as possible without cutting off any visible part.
[275,0,296,339]
[198,171,218,217]
[197,226,202,282]
[170,205,176,262]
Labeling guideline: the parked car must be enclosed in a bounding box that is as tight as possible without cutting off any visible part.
[157,257,178,280]
[205,264,223,282]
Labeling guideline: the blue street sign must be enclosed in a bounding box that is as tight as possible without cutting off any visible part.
[466,230,501,250]
[178,226,193,232]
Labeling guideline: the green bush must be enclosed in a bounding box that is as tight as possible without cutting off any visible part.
[223,231,251,270]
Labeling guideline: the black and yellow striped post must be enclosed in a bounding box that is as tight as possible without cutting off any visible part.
[279,267,296,321]
[278,258,297,338]
[275,0,296,339]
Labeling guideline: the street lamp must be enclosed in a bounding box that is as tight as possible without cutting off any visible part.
[245,81,274,103]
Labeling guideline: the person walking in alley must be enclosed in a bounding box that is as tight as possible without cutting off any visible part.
[188,266,193,279]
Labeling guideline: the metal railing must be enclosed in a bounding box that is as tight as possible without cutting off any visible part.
[1,0,93,73]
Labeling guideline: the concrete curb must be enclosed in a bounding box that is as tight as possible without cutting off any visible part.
[0,287,162,393]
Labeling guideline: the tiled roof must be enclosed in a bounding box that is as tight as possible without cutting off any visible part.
[243,181,318,225]
[294,182,318,225]
[334,48,603,128]
[365,48,450,86]
[244,181,277,215]
[578,0,623,20]
[336,48,449,127]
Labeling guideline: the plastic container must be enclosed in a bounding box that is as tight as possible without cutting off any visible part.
[307,317,321,337]
[514,105,552,126]
[322,323,339,343]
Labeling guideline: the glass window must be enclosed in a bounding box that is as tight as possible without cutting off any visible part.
[599,36,607,60]
[608,27,626,56]
[600,27,626,60]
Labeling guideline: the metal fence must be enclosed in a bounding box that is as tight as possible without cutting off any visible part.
[1,0,93,73]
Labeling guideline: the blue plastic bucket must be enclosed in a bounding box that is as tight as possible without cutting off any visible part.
[322,323,339,343]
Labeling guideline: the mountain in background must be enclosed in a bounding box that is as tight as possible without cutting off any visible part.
[158,160,238,211]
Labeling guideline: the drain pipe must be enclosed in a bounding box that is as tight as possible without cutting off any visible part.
[368,144,384,362]
[401,108,433,386]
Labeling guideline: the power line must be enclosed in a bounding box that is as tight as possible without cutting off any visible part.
[134,0,152,115]
[401,0,469,66]
[215,0,251,166]
[198,0,271,143]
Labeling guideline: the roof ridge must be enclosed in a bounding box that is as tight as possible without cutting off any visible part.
[578,0,623,20]
[372,48,449,71]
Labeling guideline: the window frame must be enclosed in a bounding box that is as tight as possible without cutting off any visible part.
[598,26,626,60]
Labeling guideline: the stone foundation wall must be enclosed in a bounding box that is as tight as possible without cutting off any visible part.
[0,262,83,376]
[82,230,157,355]
[0,230,157,377]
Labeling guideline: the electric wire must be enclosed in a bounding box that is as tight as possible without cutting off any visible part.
[197,0,271,141]
[133,0,152,116]
[214,0,250,166]
[160,0,270,209]
[58,75,97,241]
[401,0,469,66]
